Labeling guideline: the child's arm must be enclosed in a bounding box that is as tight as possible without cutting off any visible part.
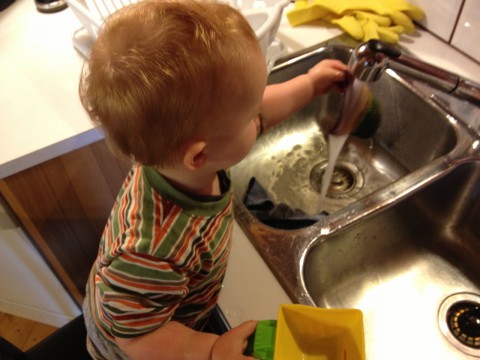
[261,59,350,130]
[116,319,257,360]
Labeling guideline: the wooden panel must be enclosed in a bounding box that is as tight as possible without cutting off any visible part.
[0,140,130,306]
[0,312,57,351]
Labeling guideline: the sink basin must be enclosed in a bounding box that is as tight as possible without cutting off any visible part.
[303,161,480,360]
[232,45,466,219]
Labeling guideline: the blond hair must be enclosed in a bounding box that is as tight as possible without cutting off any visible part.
[80,0,260,166]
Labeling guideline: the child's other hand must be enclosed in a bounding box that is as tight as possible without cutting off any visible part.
[307,59,351,96]
[211,320,258,360]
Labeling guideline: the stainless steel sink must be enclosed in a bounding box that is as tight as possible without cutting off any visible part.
[232,45,467,217]
[232,41,480,359]
[303,160,480,359]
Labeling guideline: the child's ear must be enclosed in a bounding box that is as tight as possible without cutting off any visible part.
[182,140,208,170]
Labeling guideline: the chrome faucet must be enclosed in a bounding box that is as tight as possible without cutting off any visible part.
[350,40,480,106]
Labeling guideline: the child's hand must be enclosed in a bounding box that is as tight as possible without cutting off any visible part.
[211,320,258,360]
[307,59,351,96]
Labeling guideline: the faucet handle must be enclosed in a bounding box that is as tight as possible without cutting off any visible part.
[349,41,386,82]
[352,40,480,105]
[350,40,403,82]
[363,40,401,58]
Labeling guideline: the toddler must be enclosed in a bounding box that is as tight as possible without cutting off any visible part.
[80,0,349,359]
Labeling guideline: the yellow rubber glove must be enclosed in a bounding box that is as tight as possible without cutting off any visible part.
[362,19,380,41]
[378,26,400,43]
[287,0,423,24]
[378,0,424,20]
[389,10,415,33]
[286,0,425,43]
[330,15,364,40]
[353,11,391,27]
[287,0,366,26]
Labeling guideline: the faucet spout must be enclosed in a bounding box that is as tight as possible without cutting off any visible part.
[350,40,480,106]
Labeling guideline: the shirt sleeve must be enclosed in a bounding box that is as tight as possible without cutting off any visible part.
[95,250,189,338]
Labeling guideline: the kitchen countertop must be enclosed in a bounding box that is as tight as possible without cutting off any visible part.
[2,0,480,328]
[0,0,101,179]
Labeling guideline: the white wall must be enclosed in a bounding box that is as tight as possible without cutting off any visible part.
[0,197,80,327]
[451,0,480,64]
[411,0,480,63]
[410,0,463,42]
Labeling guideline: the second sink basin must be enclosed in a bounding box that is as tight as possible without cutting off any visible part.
[303,161,480,360]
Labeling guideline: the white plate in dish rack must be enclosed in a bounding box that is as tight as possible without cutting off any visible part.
[67,0,289,69]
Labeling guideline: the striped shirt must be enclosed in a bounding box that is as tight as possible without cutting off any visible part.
[85,164,233,343]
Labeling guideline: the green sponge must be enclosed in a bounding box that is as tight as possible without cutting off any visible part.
[244,320,277,360]
[351,97,381,138]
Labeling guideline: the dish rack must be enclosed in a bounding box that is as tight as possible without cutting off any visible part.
[67,0,289,69]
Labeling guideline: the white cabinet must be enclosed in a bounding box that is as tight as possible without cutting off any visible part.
[0,197,80,327]
[410,0,463,41]
[451,0,480,63]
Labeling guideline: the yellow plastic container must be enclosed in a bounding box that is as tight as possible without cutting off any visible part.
[274,304,365,360]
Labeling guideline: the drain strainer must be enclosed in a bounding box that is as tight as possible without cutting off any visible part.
[310,161,364,199]
[439,292,480,357]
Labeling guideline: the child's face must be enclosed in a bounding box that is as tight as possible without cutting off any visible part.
[205,49,268,170]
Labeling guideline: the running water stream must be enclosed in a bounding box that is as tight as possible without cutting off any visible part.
[318,134,349,208]
[318,78,367,211]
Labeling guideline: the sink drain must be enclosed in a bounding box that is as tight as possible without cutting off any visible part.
[309,161,363,199]
[439,293,480,356]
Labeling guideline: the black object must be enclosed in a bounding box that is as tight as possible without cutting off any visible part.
[447,301,480,349]
[366,39,402,58]
[243,178,327,230]
[0,315,92,360]
[203,305,230,335]
[0,0,15,12]
[35,0,67,13]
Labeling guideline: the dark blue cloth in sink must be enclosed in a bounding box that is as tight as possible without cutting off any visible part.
[243,177,327,230]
